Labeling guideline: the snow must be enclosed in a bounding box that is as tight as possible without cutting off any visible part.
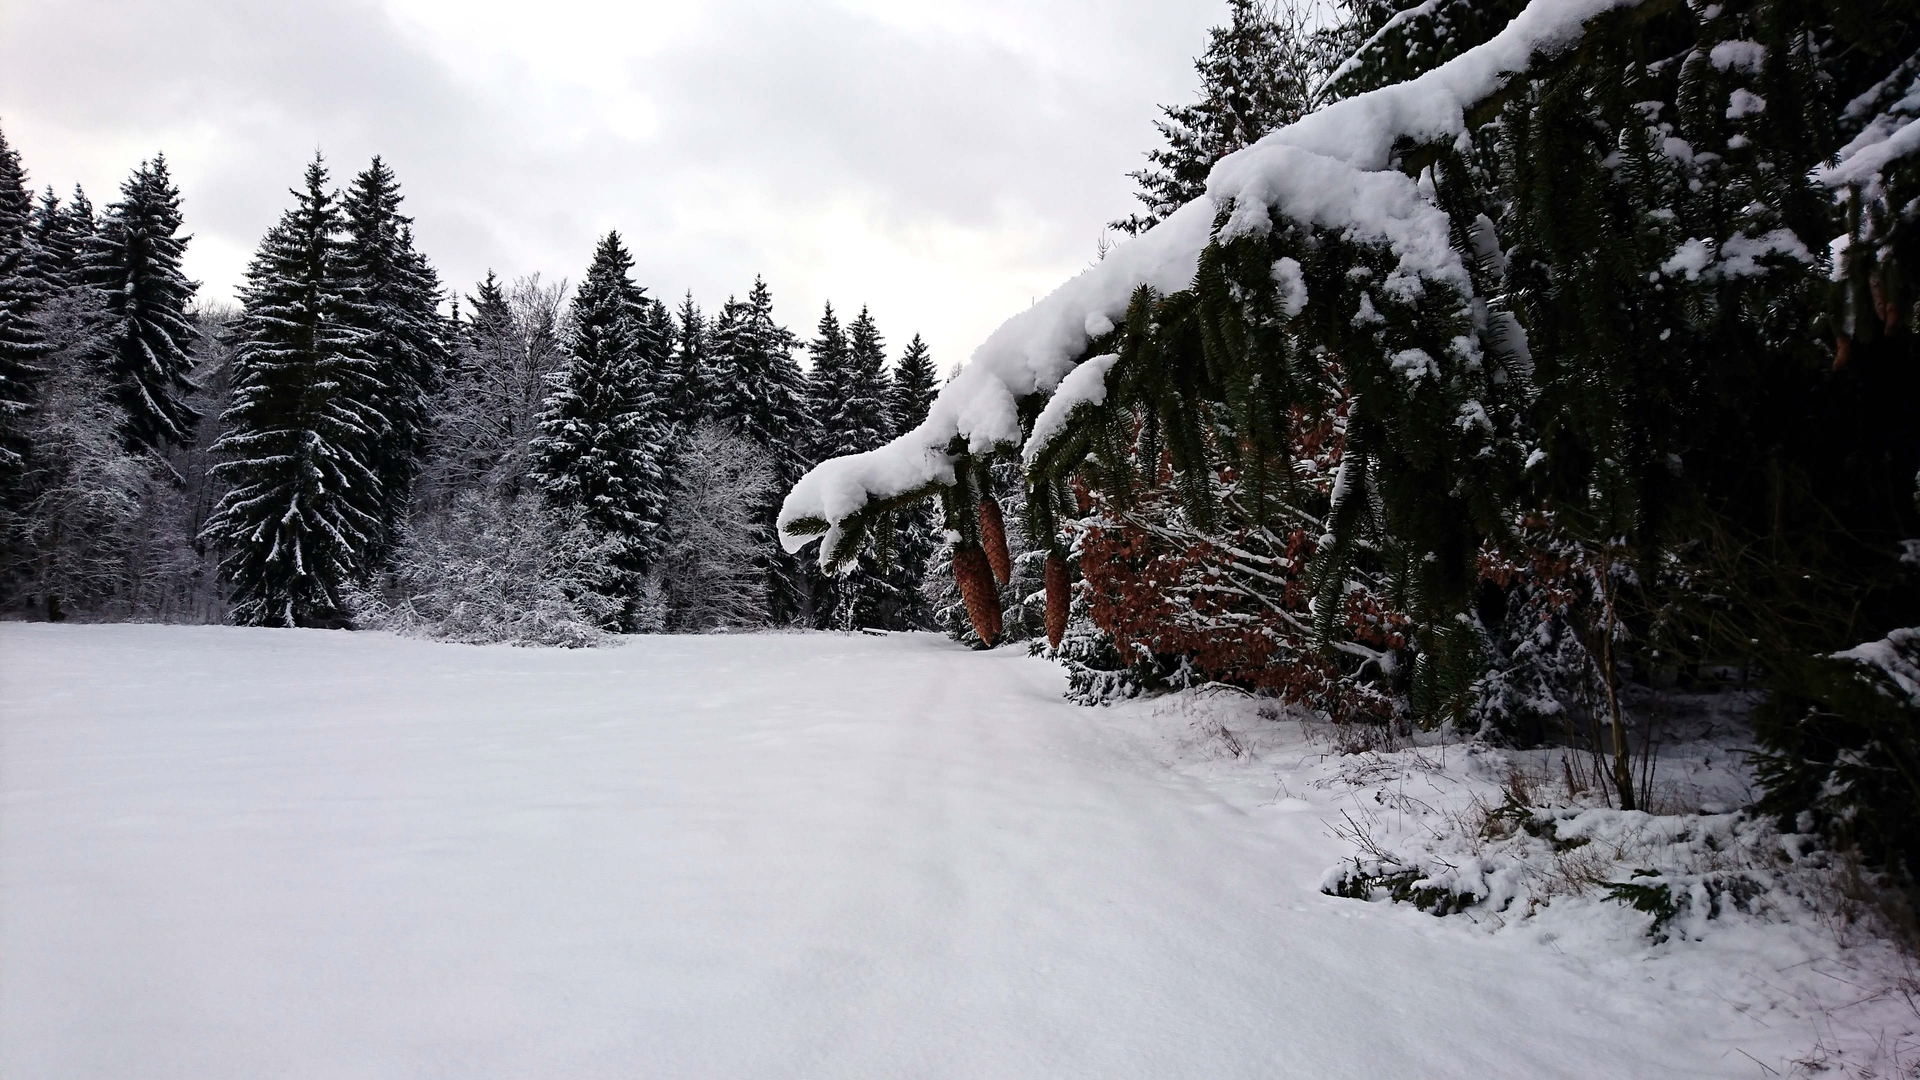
[1725,88,1767,119]
[1209,141,1468,298]
[777,198,1213,559]
[1391,347,1437,383]
[1821,116,1920,188]
[1720,228,1813,272]
[1820,64,1920,189]
[779,0,1651,565]
[1270,256,1308,316]
[1833,626,1920,707]
[5,624,1913,1078]
[1255,0,1646,174]
[1661,238,1716,279]
[1318,0,1444,93]
[1662,229,1813,282]
[1708,40,1766,75]
[1296,713,1920,1076]
[1023,353,1118,467]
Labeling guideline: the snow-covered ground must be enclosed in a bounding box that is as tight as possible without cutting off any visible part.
[2,625,1913,1078]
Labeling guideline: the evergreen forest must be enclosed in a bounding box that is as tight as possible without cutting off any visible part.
[0,143,945,644]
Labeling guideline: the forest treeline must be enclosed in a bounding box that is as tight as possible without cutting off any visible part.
[0,138,946,643]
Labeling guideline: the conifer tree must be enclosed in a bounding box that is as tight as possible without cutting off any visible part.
[25,188,84,297]
[529,233,675,605]
[888,333,937,439]
[706,277,807,469]
[0,128,31,256]
[463,271,512,356]
[705,276,810,621]
[879,334,939,629]
[663,291,709,425]
[837,307,891,457]
[423,270,514,498]
[820,307,897,628]
[0,243,49,491]
[81,155,200,452]
[0,130,47,488]
[202,157,381,628]
[63,185,95,245]
[802,302,849,465]
[639,295,675,388]
[1114,0,1331,234]
[336,157,447,552]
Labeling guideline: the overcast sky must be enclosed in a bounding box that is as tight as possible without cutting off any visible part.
[1,0,1220,371]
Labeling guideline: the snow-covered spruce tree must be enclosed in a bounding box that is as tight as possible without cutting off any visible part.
[783,0,1920,824]
[706,276,812,623]
[336,157,447,556]
[80,155,199,453]
[663,291,709,426]
[0,135,63,605]
[795,303,849,625]
[833,308,892,459]
[802,304,896,628]
[876,333,939,630]
[26,185,97,307]
[26,187,85,298]
[640,295,676,394]
[1113,0,1340,236]
[708,278,808,461]
[0,136,49,496]
[529,232,674,628]
[0,250,48,495]
[888,332,937,438]
[202,157,382,628]
[802,303,850,461]
[835,307,899,628]
[0,127,31,254]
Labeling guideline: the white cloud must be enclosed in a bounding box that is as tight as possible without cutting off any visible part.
[0,0,1215,367]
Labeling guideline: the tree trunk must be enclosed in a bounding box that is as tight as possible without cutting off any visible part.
[1597,552,1636,812]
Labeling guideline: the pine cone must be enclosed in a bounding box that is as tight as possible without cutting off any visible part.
[1044,552,1069,650]
[979,498,1012,585]
[953,544,1002,645]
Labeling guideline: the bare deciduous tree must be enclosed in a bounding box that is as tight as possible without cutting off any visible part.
[658,422,775,631]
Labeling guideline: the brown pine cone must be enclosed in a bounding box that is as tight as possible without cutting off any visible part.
[979,498,1012,584]
[952,544,1003,645]
[1044,553,1069,650]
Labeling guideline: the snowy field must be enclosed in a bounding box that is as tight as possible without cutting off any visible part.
[1,625,1911,1078]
